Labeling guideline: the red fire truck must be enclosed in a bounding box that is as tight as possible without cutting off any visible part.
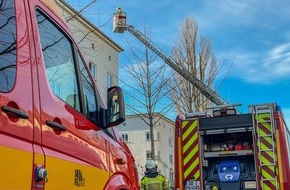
[0,0,139,189]
[175,103,290,190]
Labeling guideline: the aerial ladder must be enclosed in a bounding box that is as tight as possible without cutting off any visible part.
[113,8,228,106]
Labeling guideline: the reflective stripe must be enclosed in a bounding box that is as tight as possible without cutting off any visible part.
[140,175,168,190]
[256,112,279,190]
[182,120,200,181]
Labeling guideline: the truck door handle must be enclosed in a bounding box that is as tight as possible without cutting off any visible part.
[46,120,66,131]
[1,106,29,119]
[116,158,126,165]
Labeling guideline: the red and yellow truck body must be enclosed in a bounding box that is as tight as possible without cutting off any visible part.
[175,103,290,190]
[0,0,139,189]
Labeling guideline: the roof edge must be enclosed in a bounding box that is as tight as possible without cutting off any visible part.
[56,0,124,52]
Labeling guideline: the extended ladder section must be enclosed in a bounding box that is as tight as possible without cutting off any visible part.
[113,11,228,106]
[126,25,227,106]
[250,104,279,190]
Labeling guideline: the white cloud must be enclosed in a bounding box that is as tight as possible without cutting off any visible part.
[197,1,290,30]
[229,42,290,84]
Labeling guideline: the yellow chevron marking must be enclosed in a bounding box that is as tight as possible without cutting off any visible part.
[183,143,198,165]
[182,120,197,141]
[261,182,276,190]
[184,153,200,180]
[181,119,200,181]
[184,166,200,181]
[183,132,198,154]
[260,142,274,150]
[261,166,275,177]
[258,113,270,121]
[261,153,274,165]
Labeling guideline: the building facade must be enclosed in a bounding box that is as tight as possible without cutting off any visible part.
[117,114,175,187]
[56,0,123,103]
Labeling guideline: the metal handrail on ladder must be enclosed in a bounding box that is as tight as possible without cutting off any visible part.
[252,104,279,190]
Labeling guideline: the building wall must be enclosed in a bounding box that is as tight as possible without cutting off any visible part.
[56,0,123,103]
[155,117,175,184]
[117,114,175,187]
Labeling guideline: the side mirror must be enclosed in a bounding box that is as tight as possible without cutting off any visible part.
[107,86,125,127]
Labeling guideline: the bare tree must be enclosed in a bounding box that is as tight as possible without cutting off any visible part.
[121,26,173,160]
[169,17,229,114]
[56,0,109,59]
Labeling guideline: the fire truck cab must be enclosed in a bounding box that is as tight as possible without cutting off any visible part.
[0,0,138,189]
[175,103,290,190]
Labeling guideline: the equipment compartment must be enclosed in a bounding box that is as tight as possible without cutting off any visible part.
[203,131,253,157]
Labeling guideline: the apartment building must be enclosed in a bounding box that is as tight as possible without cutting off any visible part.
[117,113,175,187]
[56,0,123,102]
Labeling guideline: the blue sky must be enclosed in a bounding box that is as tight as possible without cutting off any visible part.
[67,0,290,126]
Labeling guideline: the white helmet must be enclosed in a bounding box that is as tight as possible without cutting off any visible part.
[145,160,157,170]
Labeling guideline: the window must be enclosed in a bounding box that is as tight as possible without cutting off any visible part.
[146,131,151,141]
[37,10,79,110]
[36,9,98,122]
[170,170,174,182]
[121,133,129,142]
[169,137,173,147]
[89,62,96,81]
[0,0,16,92]
[78,54,98,122]
[157,132,160,141]
[146,150,152,159]
[51,81,62,97]
[106,72,113,88]
[169,154,173,164]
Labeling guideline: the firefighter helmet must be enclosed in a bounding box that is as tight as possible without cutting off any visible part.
[145,160,157,173]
